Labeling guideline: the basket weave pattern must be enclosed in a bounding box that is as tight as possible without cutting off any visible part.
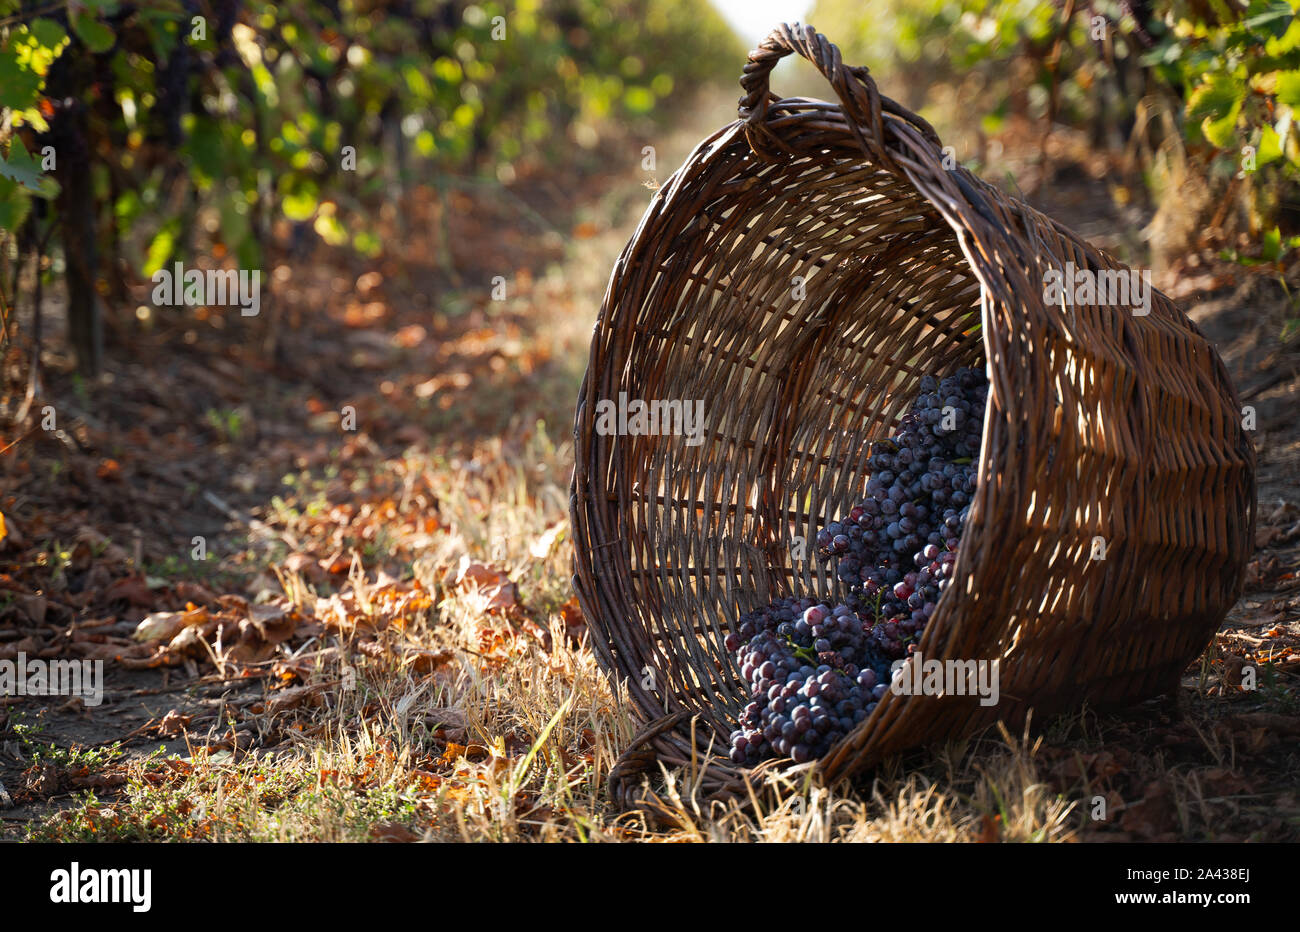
[570,24,1256,813]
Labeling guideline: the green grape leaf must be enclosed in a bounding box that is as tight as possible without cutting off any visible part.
[143,223,178,277]
[1203,106,1243,147]
[1261,227,1283,261]
[1277,70,1300,108]
[0,51,43,110]
[1242,0,1296,38]
[138,8,181,59]
[0,137,46,191]
[1257,125,1284,165]
[29,18,68,50]
[0,177,32,234]
[72,13,116,54]
[1188,73,1247,146]
[1188,73,1247,122]
[1265,17,1300,56]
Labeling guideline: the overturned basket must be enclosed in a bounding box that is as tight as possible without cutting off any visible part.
[570,24,1256,814]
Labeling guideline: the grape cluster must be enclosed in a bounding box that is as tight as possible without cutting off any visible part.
[816,367,988,653]
[725,596,894,765]
[724,367,988,766]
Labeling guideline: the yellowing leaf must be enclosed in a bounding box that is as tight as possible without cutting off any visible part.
[1187,73,1246,148]
[1258,125,1284,166]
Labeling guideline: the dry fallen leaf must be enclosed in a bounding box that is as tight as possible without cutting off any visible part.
[217,593,250,614]
[166,625,208,658]
[264,683,330,716]
[320,550,351,575]
[14,592,47,625]
[529,522,566,559]
[0,513,21,549]
[454,557,519,614]
[402,648,455,674]
[101,573,154,607]
[135,607,209,643]
[224,626,279,665]
[158,709,191,737]
[560,597,585,641]
[74,525,129,564]
[247,603,297,644]
[96,459,122,481]
[455,558,509,589]
[173,581,219,606]
[370,822,420,843]
[1228,712,1300,737]
[1120,781,1174,839]
[284,552,327,582]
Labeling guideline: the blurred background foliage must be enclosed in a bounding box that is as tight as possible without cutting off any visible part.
[1,0,1297,375]
[0,0,741,373]
[811,0,1300,256]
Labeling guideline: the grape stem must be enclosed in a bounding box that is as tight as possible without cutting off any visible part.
[787,640,817,664]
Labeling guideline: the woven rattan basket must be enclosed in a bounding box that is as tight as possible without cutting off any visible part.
[570,24,1256,816]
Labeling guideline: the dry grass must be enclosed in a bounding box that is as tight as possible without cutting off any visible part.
[18,399,1296,842]
[23,427,1092,842]
[18,422,1080,842]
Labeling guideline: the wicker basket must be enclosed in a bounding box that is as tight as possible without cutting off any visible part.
[570,23,1256,817]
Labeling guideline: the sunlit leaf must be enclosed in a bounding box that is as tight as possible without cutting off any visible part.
[1257,125,1283,165]
[1277,70,1300,108]
[313,210,348,246]
[0,51,42,110]
[281,184,319,222]
[1187,73,1246,146]
[29,18,67,50]
[143,223,178,277]
[1260,227,1283,261]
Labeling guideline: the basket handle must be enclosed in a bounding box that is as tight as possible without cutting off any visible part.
[739,23,942,168]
